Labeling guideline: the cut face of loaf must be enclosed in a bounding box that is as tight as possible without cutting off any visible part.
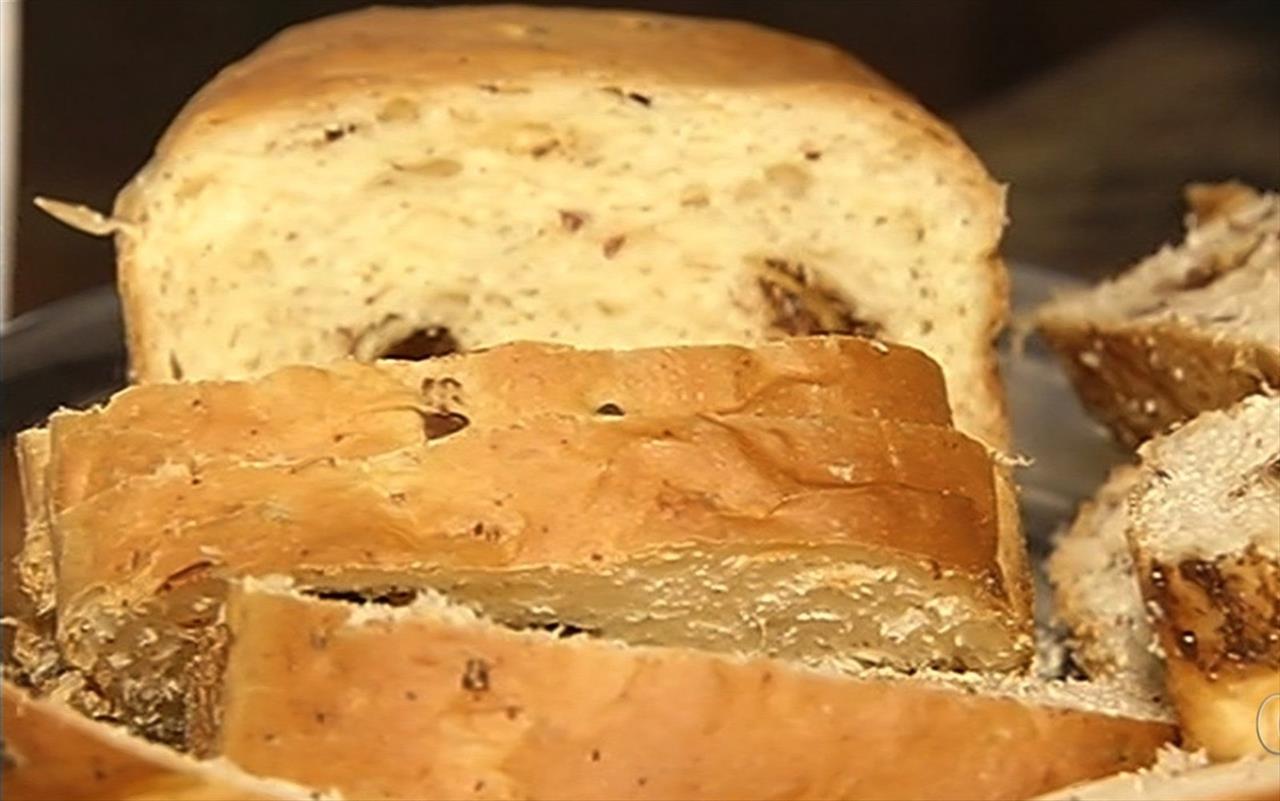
[1131,394,1280,760]
[0,681,323,801]
[41,413,1025,745]
[203,578,1172,801]
[85,5,1010,447]
[1047,464,1165,704]
[1035,184,1279,446]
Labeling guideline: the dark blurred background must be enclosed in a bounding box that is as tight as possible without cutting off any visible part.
[11,0,1280,316]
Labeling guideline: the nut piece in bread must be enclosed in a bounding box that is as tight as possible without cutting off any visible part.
[1130,394,1280,760]
[204,577,1171,801]
[43,412,1025,745]
[1035,185,1279,446]
[70,5,1011,448]
[1048,464,1165,704]
[0,680,323,801]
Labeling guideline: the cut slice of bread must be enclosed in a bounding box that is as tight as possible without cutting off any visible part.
[31,337,954,513]
[199,577,1172,801]
[1035,751,1280,801]
[1047,464,1165,704]
[41,412,1025,745]
[42,5,1011,448]
[1035,184,1279,446]
[1,680,323,801]
[1130,394,1280,760]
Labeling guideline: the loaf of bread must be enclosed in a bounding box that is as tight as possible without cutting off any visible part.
[196,577,1171,801]
[1128,394,1280,760]
[39,412,1024,745]
[1035,751,1280,801]
[40,4,1012,448]
[1,680,321,801]
[1035,184,1279,445]
[1047,464,1165,704]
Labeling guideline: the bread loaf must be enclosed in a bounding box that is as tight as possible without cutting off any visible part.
[200,577,1172,801]
[42,5,1012,448]
[1035,184,1279,446]
[1128,394,1280,761]
[0,680,322,801]
[42,411,1024,745]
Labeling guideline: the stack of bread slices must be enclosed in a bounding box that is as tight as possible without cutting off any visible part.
[8,6,1272,801]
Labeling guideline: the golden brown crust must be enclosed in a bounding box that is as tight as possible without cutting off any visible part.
[1036,316,1280,447]
[210,586,1172,801]
[51,414,1005,611]
[40,337,954,509]
[0,681,312,801]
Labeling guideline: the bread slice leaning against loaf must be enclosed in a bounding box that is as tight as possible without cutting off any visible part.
[1034,752,1280,801]
[1047,464,1165,704]
[198,577,1172,801]
[37,412,1024,747]
[1035,183,1279,446]
[0,680,325,801]
[39,4,1013,449]
[1128,394,1280,761]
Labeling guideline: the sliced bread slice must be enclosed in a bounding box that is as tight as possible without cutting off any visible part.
[1047,464,1165,704]
[1035,751,1280,801]
[1130,394,1280,760]
[201,577,1172,801]
[1,680,323,801]
[41,5,1012,448]
[43,413,1025,745]
[1034,184,1279,446]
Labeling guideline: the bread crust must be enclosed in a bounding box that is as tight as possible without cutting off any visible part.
[1036,317,1279,447]
[1034,754,1280,801]
[0,680,315,801]
[108,5,1010,450]
[208,584,1172,801]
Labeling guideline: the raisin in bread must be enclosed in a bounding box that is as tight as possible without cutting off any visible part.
[38,5,1012,448]
[196,577,1171,801]
[1,680,322,801]
[38,412,1023,746]
[1128,394,1280,761]
[1047,464,1165,704]
[1035,184,1279,446]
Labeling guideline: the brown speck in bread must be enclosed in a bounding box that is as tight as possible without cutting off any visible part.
[559,210,587,232]
[602,235,627,258]
[1154,468,1173,482]
[590,749,602,762]
[421,411,470,440]
[530,139,560,158]
[389,492,407,504]
[505,705,521,720]
[803,149,822,161]
[169,352,184,380]
[590,552,604,562]
[405,690,418,701]
[314,711,327,724]
[595,402,625,416]
[474,780,486,793]
[381,326,459,360]
[637,777,649,787]
[263,733,277,743]
[462,658,491,693]
[626,91,652,106]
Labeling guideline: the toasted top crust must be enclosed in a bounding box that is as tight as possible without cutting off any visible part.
[211,580,1171,801]
[0,681,320,801]
[145,5,951,158]
[50,414,1006,618]
[39,337,953,509]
